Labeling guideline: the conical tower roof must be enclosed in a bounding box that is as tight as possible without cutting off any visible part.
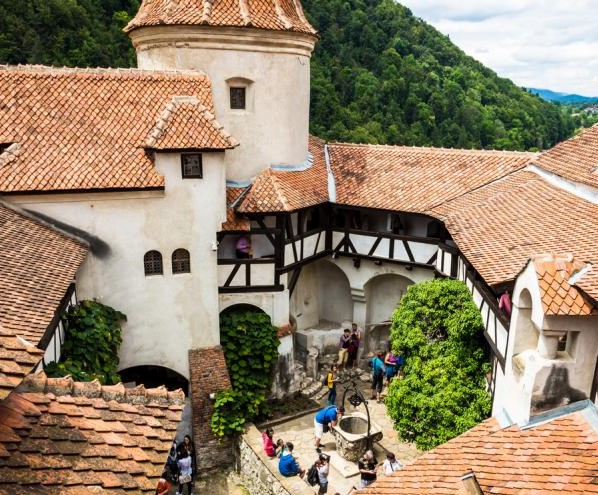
[125,0,317,35]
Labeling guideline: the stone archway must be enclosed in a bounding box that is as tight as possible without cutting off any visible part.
[364,274,413,353]
[118,365,189,394]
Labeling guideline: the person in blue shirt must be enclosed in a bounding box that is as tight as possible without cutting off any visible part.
[314,405,344,453]
[278,442,305,478]
[370,350,386,403]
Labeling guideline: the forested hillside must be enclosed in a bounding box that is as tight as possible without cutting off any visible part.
[0,0,581,151]
[302,0,575,150]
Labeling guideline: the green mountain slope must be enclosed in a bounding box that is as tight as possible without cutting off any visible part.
[302,0,575,150]
[0,0,578,151]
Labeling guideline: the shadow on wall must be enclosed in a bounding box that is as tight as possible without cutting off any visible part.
[531,365,587,414]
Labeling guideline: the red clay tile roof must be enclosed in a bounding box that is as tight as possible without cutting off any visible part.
[328,142,536,213]
[0,326,44,401]
[125,0,317,35]
[362,404,598,495]
[432,171,598,301]
[0,202,88,344]
[533,254,596,316]
[533,122,598,190]
[0,65,230,193]
[221,187,251,231]
[145,96,238,150]
[0,372,184,493]
[238,135,329,213]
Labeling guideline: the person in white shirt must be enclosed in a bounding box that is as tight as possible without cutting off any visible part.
[316,453,330,494]
[381,452,403,475]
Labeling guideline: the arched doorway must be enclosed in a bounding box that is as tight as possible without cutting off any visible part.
[118,365,189,395]
[364,274,413,352]
[291,259,353,330]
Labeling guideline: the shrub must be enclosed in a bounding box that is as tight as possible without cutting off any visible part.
[385,279,491,450]
[44,299,126,384]
[211,309,280,438]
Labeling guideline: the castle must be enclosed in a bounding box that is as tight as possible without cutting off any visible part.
[1,0,597,473]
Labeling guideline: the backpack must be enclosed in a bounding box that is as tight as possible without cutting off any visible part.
[307,464,319,486]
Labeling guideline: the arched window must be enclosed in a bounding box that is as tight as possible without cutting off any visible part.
[172,248,191,274]
[144,250,163,276]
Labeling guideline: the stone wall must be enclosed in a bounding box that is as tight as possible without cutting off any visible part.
[189,347,233,472]
[237,424,314,495]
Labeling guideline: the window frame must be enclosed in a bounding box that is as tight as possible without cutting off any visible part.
[229,86,246,110]
[172,248,191,274]
[181,153,203,179]
[144,250,163,276]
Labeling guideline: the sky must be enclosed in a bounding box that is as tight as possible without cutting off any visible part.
[398,0,598,96]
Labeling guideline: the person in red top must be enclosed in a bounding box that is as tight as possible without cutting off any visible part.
[262,427,283,458]
[156,468,172,495]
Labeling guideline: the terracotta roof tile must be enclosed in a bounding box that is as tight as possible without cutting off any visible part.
[221,186,251,231]
[0,372,184,493]
[145,96,238,150]
[532,254,596,316]
[533,123,598,190]
[125,0,317,35]
[238,135,329,213]
[0,65,230,193]
[432,170,598,301]
[0,202,88,344]
[362,404,598,494]
[328,142,536,213]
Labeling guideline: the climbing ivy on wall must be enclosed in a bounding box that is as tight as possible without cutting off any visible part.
[385,279,491,450]
[211,309,280,438]
[45,299,126,385]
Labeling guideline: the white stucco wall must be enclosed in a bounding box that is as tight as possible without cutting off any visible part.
[131,26,316,182]
[493,262,598,424]
[12,153,227,379]
[219,289,289,328]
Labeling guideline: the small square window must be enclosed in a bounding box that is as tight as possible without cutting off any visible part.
[230,87,246,109]
[181,153,202,178]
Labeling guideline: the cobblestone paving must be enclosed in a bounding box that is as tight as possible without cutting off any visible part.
[269,378,421,495]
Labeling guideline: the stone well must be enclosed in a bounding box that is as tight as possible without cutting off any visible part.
[331,411,383,462]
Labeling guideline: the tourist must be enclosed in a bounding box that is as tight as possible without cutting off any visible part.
[166,439,179,481]
[278,442,305,478]
[380,451,403,474]
[235,233,252,258]
[337,328,352,370]
[175,435,195,495]
[347,333,359,369]
[262,427,283,458]
[156,467,172,495]
[357,450,377,489]
[175,447,193,495]
[369,351,385,403]
[351,323,362,367]
[326,364,339,406]
[314,405,344,453]
[384,348,398,386]
[316,453,330,494]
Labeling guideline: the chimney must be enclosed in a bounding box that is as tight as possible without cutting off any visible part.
[461,470,483,495]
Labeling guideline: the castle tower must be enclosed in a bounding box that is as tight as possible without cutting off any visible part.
[126,0,317,183]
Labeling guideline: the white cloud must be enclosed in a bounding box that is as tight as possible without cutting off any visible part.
[399,0,598,96]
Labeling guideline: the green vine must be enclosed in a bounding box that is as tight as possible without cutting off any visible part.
[45,299,126,385]
[211,309,280,438]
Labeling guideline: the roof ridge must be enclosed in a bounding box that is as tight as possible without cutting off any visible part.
[0,64,209,79]
[328,141,538,156]
[274,0,293,29]
[17,371,186,405]
[145,96,239,149]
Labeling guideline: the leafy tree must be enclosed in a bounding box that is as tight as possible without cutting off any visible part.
[385,279,491,450]
[211,309,280,438]
[45,299,126,384]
